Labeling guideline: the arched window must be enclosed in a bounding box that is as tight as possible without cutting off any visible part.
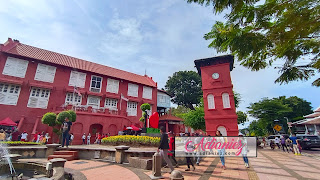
[222,93,231,108]
[207,94,215,109]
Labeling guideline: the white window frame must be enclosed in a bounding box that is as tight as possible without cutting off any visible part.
[0,83,21,106]
[222,93,231,108]
[34,63,56,83]
[68,71,86,88]
[106,78,119,94]
[90,75,103,93]
[65,93,82,106]
[142,86,152,100]
[128,83,138,97]
[105,98,118,110]
[2,57,29,78]
[207,94,215,109]
[127,101,138,116]
[87,95,100,108]
[27,87,51,109]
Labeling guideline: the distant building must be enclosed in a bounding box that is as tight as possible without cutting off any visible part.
[0,38,157,144]
[157,89,171,116]
[292,106,320,135]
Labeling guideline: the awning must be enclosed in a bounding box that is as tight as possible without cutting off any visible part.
[0,117,17,126]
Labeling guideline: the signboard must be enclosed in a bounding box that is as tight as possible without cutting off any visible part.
[273,124,282,132]
[175,136,257,157]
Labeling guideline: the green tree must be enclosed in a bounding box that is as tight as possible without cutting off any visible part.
[182,106,206,131]
[237,111,248,124]
[187,0,320,86]
[247,96,313,134]
[140,103,151,123]
[42,112,57,127]
[56,111,72,125]
[67,110,77,122]
[165,71,202,110]
[248,120,267,136]
[171,106,191,117]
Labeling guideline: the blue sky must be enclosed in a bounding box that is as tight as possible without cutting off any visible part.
[0,0,319,128]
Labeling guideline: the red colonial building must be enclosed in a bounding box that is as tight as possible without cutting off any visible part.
[0,38,157,144]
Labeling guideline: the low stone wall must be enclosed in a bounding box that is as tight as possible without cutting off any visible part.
[8,146,47,158]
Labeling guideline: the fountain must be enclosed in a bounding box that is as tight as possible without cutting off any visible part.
[0,143,49,180]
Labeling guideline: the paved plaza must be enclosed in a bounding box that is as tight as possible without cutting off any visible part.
[20,148,320,180]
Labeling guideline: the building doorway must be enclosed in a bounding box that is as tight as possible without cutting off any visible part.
[90,124,103,143]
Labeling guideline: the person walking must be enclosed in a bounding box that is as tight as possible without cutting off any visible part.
[61,117,72,148]
[167,131,179,168]
[158,127,174,173]
[87,133,91,145]
[280,136,289,153]
[239,134,250,168]
[184,133,195,171]
[216,130,226,170]
[82,133,86,145]
[289,134,301,155]
[274,137,281,149]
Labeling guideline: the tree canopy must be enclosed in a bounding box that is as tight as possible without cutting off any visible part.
[237,111,248,124]
[247,96,313,134]
[165,71,202,110]
[182,106,206,131]
[187,0,320,86]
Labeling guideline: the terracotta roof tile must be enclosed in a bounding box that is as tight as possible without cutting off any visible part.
[2,41,156,87]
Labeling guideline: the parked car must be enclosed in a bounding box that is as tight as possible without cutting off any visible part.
[266,134,289,145]
[296,135,320,150]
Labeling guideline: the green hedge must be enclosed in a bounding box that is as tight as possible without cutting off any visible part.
[146,128,160,134]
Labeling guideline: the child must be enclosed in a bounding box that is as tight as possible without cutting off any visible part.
[270,140,275,150]
[69,133,74,145]
[87,133,91,145]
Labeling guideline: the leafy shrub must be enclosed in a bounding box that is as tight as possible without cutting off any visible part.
[101,135,160,147]
[0,141,41,146]
[67,110,77,122]
[42,112,57,127]
[140,103,151,111]
[146,128,160,134]
[56,111,71,125]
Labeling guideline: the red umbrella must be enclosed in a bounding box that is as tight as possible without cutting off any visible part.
[0,117,17,126]
[130,125,141,131]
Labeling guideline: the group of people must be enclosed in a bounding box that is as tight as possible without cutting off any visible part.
[158,128,250,174]
[0,128,51,144]
[81,132,109,145]
[269,134,301,155]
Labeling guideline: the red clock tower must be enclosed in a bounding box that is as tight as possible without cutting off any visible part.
[194,55,238,136]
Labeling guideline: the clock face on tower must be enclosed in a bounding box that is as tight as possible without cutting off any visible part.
[212,73,219,79]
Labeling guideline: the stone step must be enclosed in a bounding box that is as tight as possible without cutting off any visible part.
[48,155,76,161]
[54,151,78,157]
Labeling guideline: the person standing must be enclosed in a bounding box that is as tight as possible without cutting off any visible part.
[11,130,19,141]
[20,131,28,142]
[69,133,74,145]
[280,136,289,153]
[0,130,6,141]
[239,135,250,168]
[158,127,174,173]
[216,130,226,170]
[61,117,72,148]
[289,134,301,155]
[184,133,195,171]
[45,133,50,143]
[87,133,91,145]
[82,133,86,145]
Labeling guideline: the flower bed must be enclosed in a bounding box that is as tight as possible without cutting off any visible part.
[101,135,160,147]
[0,141,41,146]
